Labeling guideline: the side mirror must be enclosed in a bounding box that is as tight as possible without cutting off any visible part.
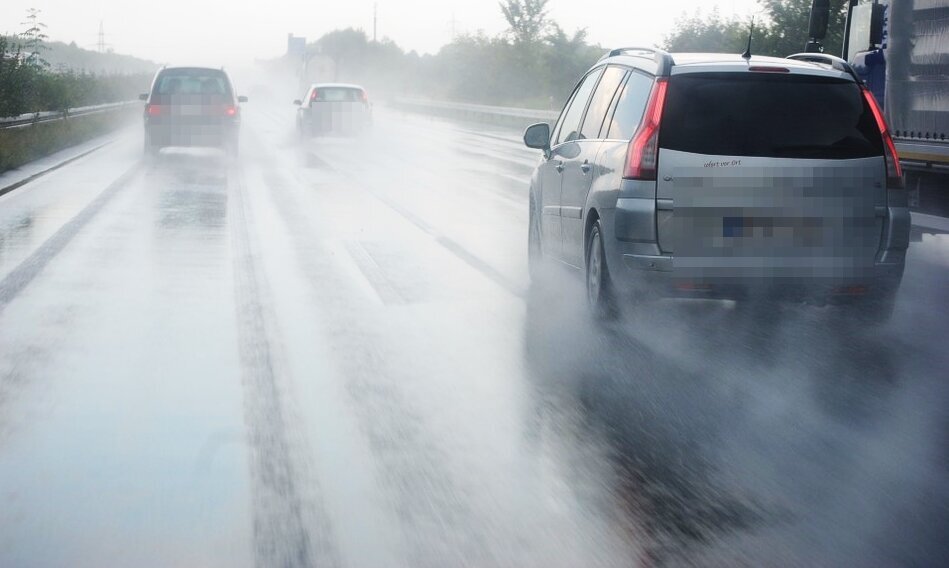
[292,99,302,106]
[138,93,148,101]
[237,95,248,103]
[523,122,551,151]
[807,0,830,40]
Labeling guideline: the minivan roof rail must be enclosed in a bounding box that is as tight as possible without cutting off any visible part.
[786,52,861,82]
[601,47,675,75]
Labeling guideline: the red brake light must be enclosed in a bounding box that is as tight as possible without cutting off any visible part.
[624,78,668,180]
[146,104,162,116]
[360,90,368,103]
[861,86,903,188]
[748,66,790,73]
[310,89,319,101]
[225,105,237,117]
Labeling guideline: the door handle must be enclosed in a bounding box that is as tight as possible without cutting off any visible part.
[580,160,591,174]
[554,160,564,173]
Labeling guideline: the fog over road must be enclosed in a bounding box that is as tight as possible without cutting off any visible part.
[0,102,947,567]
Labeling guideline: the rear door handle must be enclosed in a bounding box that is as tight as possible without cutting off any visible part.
[580,160,591,174]
[554,160,564,173]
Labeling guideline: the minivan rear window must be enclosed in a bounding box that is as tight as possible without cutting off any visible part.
[156,70,229,94]
[660,73,884,159]
[313,88,364,102]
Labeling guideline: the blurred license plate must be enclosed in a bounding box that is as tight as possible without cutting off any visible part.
[722,216,823,241]
[722,216,746,237]
[179,105,202,116]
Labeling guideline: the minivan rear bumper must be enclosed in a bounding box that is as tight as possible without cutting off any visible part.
[616,253,903,301]
[601,203,909,303]
[145,119,238,148]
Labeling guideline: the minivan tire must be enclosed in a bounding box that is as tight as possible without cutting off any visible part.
[586,220,618,320]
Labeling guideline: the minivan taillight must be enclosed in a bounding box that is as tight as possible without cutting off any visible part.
[861,86,903,189]
[624,78,669,180]
[224,105,237,117]
[146,104,162,117]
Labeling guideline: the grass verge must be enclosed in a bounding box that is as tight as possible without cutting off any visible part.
[0,108,138,173]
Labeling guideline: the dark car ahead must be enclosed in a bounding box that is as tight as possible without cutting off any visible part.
[140,66,247,157]
[524,49,910,322]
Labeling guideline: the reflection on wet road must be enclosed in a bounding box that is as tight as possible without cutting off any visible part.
[0,103,946,567]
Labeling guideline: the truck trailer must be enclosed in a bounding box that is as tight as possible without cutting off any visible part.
[808,0,949,212]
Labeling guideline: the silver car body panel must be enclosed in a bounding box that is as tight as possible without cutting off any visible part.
[654,150,886,279]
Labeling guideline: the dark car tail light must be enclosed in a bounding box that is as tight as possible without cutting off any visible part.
[624,78,668,180]
[146,104,162,117]
[224,105,238,117]
[861,85,903,189]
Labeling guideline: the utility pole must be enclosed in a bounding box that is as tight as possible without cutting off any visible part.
[373,3,378,42]
[97,20,105,53]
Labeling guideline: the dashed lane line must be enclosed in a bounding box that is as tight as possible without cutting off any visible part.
[228,163,340,568]
[0,163,139,313]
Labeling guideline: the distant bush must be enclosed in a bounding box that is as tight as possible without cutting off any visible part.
[0,35,152,117]
[287,24,602,111]
[284,0,848,110]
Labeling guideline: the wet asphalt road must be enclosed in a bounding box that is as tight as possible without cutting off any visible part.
[0,102,947,567]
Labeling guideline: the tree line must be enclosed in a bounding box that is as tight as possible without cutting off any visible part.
[0,9,154,118]
[664,0,847,57]
[290,0,845,110]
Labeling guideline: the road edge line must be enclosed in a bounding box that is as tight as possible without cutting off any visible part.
[0,140,115,198]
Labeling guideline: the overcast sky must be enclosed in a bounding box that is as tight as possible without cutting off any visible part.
[1,0,763,66]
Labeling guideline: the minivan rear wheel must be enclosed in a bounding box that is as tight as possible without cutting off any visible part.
[586,221,617,320]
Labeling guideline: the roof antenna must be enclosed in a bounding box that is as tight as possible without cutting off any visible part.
[741,16,755,60]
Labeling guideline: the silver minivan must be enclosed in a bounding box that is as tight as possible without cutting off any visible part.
[524,49,909,321]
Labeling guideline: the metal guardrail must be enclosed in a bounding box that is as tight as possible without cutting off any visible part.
[0,100,139,129]
[390,98,558,127]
